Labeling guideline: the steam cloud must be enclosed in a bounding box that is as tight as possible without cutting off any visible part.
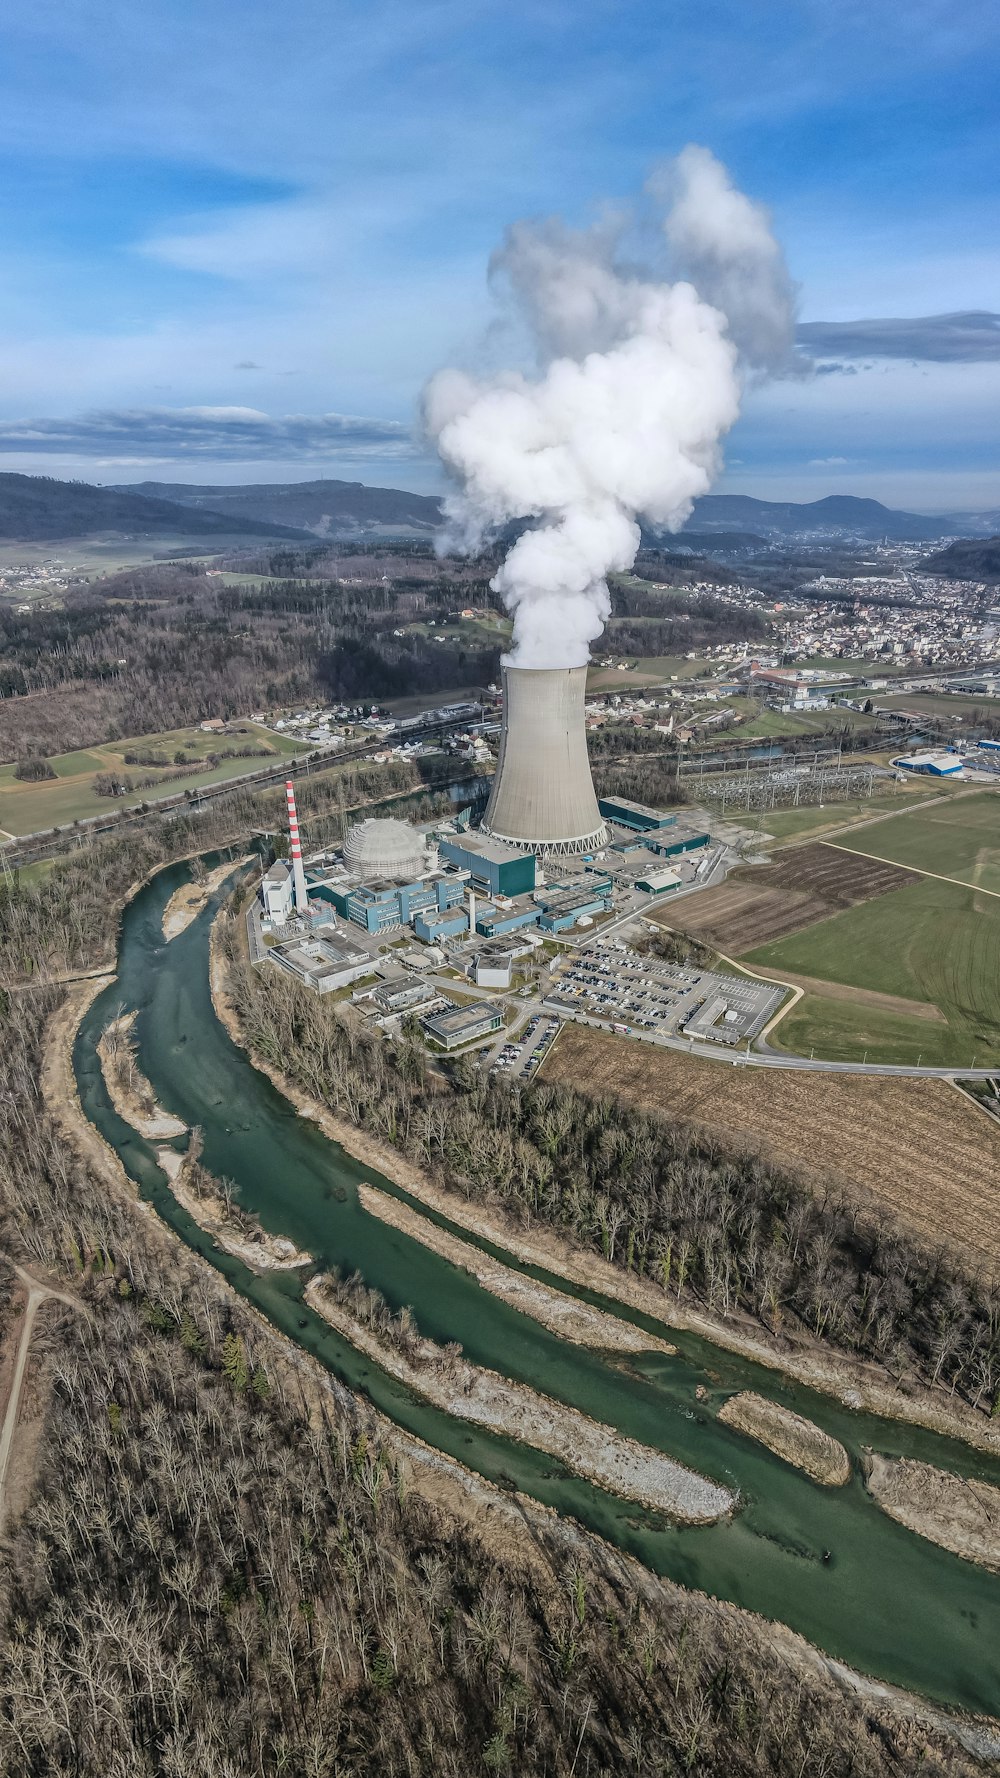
[422,146,796,668]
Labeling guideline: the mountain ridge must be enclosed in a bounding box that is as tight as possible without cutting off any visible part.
[0,473,312,542]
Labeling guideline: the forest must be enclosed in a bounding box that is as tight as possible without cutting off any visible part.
[0,551,771,761]
[0,850,984,1773]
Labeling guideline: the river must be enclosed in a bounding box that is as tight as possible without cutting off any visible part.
[73,855,1000,1718]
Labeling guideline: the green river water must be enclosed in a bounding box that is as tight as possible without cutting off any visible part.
[72,856,1000,1719]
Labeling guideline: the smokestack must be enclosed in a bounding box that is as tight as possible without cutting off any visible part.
[481,666,608,857]
[285,780,309,914]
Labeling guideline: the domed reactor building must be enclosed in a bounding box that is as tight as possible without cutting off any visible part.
[481,665,608,857]
[343,817,432,881]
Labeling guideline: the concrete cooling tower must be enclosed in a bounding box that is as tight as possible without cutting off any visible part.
[481,665,608,856]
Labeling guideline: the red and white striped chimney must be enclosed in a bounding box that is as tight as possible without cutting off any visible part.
[285,780,309,914]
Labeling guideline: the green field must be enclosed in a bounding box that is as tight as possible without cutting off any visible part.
[832,788,1000,893]
[746,875,1000,1066]
[878,690,1000,719]
[756,782,955,844]
[732,705,880,741]
[0,722,306,837]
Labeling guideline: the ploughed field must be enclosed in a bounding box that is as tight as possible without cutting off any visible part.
[543,1024,1000,1271]
[659,844,919,954]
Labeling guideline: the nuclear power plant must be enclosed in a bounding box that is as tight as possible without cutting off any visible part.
[481,665,609,857]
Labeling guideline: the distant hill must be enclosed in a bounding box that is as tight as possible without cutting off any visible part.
[115,477,443,538]
[675,495,972,543]
[921,536,1000,581]
[0,474,311,542]
[103,477,994,547]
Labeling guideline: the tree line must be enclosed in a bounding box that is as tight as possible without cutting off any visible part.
[228,955,1000,1423]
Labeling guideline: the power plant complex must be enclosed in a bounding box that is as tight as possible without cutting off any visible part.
[246,667,771,1055]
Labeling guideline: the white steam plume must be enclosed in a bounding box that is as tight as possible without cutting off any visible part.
[423,147,796,669]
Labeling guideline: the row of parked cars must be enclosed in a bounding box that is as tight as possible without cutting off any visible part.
[492,1016,559,1077]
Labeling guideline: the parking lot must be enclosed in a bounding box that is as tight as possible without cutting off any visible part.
[491,1015,560,1079]
[543,943,784,1046]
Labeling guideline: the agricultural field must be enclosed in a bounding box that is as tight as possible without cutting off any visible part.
[662,844,918,953]
[830,788,1000,894]
[745,876,1000,1067]
[757,781,952,844]
[543,1023,1000,1270]
[586,654,717,691]
[877,689,1000,720]
[733,704,880,741]
[0,721,306,838]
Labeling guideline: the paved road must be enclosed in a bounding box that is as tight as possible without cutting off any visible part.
[547,1006,996,1079]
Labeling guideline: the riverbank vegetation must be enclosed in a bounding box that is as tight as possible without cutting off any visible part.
[2,971,983,1769]
[226,949,1000,1431]
[864,1453,1000,1574]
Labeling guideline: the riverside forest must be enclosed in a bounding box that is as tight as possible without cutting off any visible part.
[1,777,1000,1772]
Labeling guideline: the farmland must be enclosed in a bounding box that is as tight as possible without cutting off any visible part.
[745,877,1000,1067]
[542,1023,1000,1271]
[757,780,953,844]
[662,844,918,953]
[829,788,1000,894]
[0,721,306,837]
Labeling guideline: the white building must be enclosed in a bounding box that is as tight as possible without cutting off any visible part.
[261,860,294,924]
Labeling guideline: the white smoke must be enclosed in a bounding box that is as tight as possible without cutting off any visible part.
[423,147,796,669]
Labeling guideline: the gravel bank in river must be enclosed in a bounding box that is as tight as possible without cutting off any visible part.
[718,1392,851,1486]
[357,1182,675,1355]
[97,1012,188,1139]
[305,1275,735,1524]
[162,857,252,941]
[864,1455,1000,1573]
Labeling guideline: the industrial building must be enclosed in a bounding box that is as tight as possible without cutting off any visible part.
[437,832,536,896]
[269,929,375,994]
[598,797,677,834]
[343,816,431,880]
[422,1001,505,1049]
[413,905,469,943]
[481,665,609,856]
[261,859,294,924]
[891,750,963,777]
[314,873,464,934]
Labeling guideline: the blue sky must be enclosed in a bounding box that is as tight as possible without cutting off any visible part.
[0,0,997,508]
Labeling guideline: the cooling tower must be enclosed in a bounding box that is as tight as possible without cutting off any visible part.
[481,665,608,856]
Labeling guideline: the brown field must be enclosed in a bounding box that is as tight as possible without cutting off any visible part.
[543,1023,1000,1272]
[658,843,919,954]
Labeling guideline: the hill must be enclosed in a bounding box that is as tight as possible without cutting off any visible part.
[106,478,994,547]
[0,474,311,542]
[115,477,443,538]
[675,494,972,543]
[921,536,1000,581]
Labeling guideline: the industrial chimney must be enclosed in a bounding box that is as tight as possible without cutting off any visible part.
[481,665,608,856]
[285,780,309,914]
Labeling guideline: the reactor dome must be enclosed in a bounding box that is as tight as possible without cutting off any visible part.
[343,817,430,881]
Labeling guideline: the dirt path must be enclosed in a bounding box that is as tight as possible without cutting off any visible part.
[0,1266,82,1530]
